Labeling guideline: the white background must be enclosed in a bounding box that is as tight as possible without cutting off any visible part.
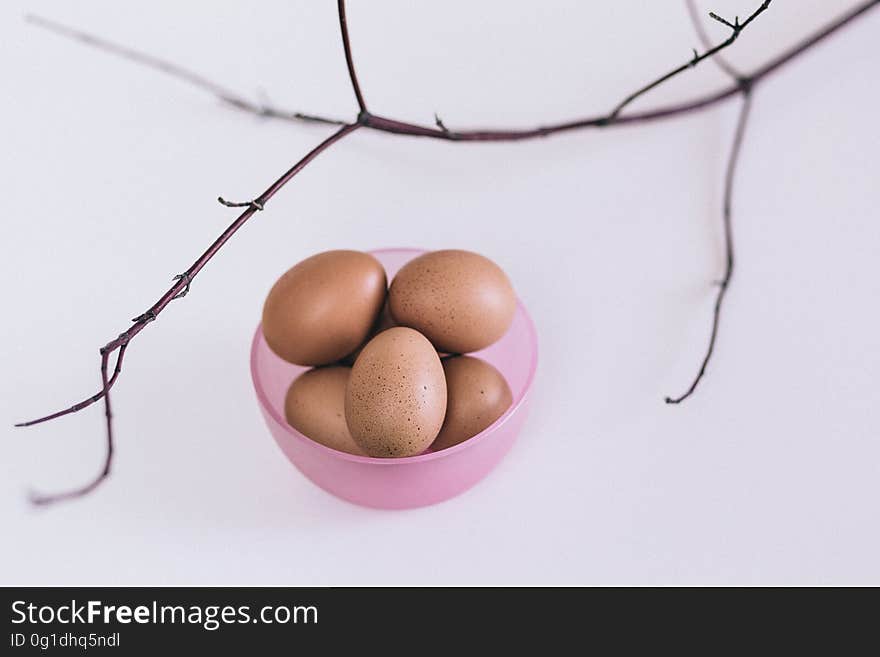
[1,1,878,585]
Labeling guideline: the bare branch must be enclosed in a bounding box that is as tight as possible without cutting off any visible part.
[30,349,118,506]
[666,91,753,404]
[24,14,347,127]
[26,1,879,142]
[607,1,770,119]
[16,0,879,503]
[16,123,359,503]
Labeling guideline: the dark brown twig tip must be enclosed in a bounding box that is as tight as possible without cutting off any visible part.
[28,489,65,507]
[27,476,109,507]
[434,113,450,132]
[686,0,742,80]
[709,12,738,32]
[217,196,264,211]
[27,490,52,507]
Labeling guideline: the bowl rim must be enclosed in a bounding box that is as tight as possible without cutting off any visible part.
[250,247,538,466]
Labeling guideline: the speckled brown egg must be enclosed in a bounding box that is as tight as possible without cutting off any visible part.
[345,327,447,458]
[432,356,513,451]
[388,250,516,353]
[284,366,366,456]
[262,250,386,366]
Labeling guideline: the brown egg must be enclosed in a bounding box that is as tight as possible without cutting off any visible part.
[345,327,447,458]
[432,356,513,451]
[262,250,386,366]
[284,367,366,456]
[388,249,516,353]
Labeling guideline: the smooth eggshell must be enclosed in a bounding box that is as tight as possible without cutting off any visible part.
[432,356,513,451]
[388,249,515,353]
[284,367,366,456]
[345,327,447,458]
[262,250,386,366]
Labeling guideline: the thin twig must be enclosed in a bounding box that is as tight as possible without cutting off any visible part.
[15,344,127,428]
[337,0,368,114]
[607,1,770,118]
[24,14,347,127]
[30,349,117,506]
[434,113,450,133]
[685,0,742,80]
[17,123,358,503]
[666,90,753,404]
[218,197,265,211]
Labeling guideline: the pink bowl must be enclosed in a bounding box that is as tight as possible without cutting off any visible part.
[250,247,538,509]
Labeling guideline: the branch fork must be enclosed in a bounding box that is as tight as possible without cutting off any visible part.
[16,0,879,503]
